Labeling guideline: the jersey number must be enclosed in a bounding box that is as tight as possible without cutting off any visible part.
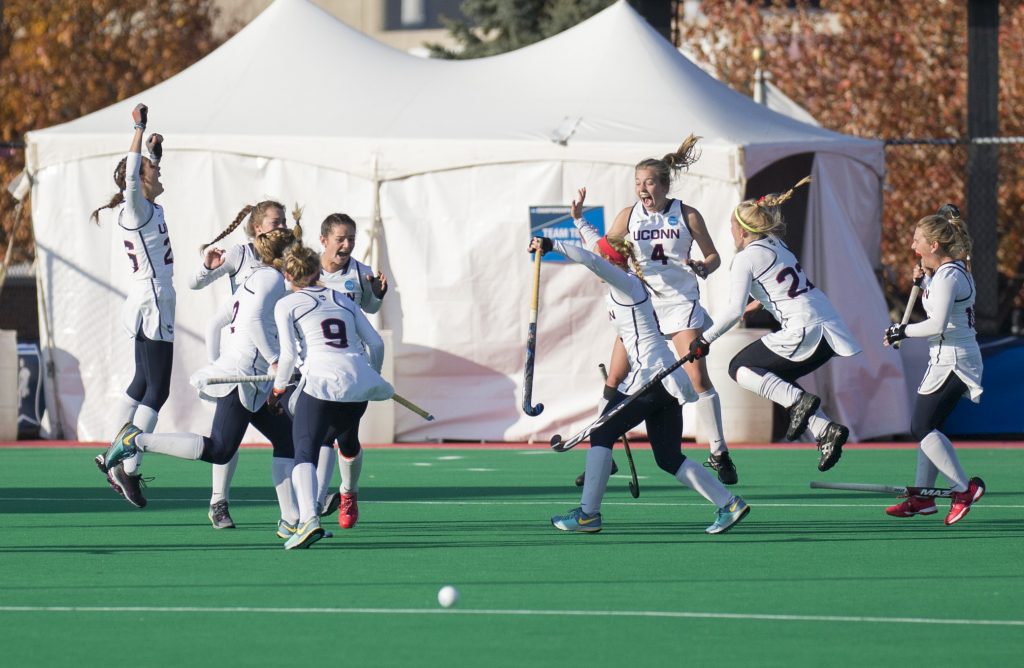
[650,243,668,265]
[966,306,976,329]
[776,263,815,298]
[158,223,173,265]
[228,300,240,334]
[123,241,139,273]
[321,318,349,349]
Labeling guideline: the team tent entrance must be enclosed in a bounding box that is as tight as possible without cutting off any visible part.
[24,0,908,443]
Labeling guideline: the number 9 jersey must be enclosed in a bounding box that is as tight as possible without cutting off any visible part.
[273,286,394,402]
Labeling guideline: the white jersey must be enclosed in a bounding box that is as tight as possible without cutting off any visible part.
[906,261,982,401]
[274,286,393,403]
[191,266,287,411]
[554,238,696,404]
[190,242,261,294]
[320,257,383,314]
[626,199,700,304]
[704,236,860,361]
[117,152,175,340]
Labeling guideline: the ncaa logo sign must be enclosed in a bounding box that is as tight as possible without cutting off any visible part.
[345,279,357,291]
[667,215,680,226]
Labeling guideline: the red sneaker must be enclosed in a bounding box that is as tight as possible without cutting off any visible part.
[885,495,937,517]
[945,477,986,526]
[338,492,359,529]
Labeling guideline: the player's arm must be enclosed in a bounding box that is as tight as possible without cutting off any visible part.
[352,307,386,372]
[272,300,299,392]
[204,302,232,362]
[685,206,721,278]
[903,271,957,339]
[246,274,285,366]
[703,254,755,344]
[358,260,386,314]
[123,104,152,226]
[190,244,242,290]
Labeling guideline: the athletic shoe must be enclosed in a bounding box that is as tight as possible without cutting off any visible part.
[104,422,142,470]
[319,492,341,518]
[574,459,619,487]
[95,454,125,498]
[885,495,938,518]
[786,392,821,441]
[338,492,359,529]
[705,496,750,535]
[284,517,325,550]
[109,463,148,508]
[551,506,603,533]
[816,422,849,471]
[945,476,986,526]
[208,500,235,529]
[705,451,739,485]
[276,519,297,539]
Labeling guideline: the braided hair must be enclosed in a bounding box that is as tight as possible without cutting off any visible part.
[201,200,286,253]
[89,158,129,224]
[733,176,813,238]
[253,219,304,271]
[282,245,322,288]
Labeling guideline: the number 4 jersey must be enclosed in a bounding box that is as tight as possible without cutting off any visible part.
[273,286,394,402]
[704,235,860,361]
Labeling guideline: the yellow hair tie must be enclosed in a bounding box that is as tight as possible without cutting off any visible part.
[734,205,760,234]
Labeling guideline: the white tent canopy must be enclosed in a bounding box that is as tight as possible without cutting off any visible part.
[26,0,909,442]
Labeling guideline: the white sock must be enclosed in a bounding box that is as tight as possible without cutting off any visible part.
[695,389,727,455]
[291,462,318,523]
[272,457,299,524]
[807,410,833,440]
[112,394,140,429]
[316,445,337,507]
[339,449,363,494]
[735,367,801,408]
[211,450,239,505]
[675,458,733,508]
[124,405,160,474]
[580,447,614,515]
[915,447,940,488]
[136,432,204,460]
[920,430,969,492]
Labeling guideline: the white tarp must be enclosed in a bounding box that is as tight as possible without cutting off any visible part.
[25,0,909,442]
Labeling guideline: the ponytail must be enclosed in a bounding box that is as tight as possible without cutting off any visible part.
[635,134,702,188]
[734,175,813,238]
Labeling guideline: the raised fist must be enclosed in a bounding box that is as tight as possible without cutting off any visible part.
[132,103,148,129]
[146,133,163,162]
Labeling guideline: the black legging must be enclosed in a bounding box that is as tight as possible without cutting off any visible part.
[590,383,687,476]
[910,373,969,441]
[728,337,836,386]
[125,332,173,411]
[200,392,295,465]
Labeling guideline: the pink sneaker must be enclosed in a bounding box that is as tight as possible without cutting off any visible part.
[945,477,986,526]
[885,495,938,517]
[339,492,359,529]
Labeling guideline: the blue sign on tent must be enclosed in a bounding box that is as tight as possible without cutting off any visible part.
[528,205,605,263]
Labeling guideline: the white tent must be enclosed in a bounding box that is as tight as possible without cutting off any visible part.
[25,0,910,442]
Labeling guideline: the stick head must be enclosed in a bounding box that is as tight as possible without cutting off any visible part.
[549,434,565,451]
[523,402,544,417]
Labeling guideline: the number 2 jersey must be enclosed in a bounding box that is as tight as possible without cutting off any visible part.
[704,235,860,361]
[273,286,393,403]
[905,261,982,401]
[117,151,175,341]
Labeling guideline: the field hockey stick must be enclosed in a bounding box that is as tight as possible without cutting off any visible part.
[205,376,434,421]
[522,248,545,416]
[551,353,695,452]
[810,480,957,498]
[892,270,923,350]
[599,363,639,498]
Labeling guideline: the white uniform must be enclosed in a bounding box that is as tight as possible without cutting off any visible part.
[704,236,860,361]
[191,266,287,411]
[118,152,175,341]
[274,287,393,403]
[190,242,262,294]
[626,199,708,333]
[907,261,982,402]
[561,217,697,404]
[320,257,383,314]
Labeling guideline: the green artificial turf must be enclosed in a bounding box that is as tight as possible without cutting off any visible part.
[1,445,1021,667]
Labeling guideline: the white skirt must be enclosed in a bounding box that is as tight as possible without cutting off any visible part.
[122,279,176,342]
[761,320,861,362]
[918,341,983,403]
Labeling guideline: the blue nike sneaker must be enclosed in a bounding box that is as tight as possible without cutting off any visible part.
[284,517,325,550]
[104,422,142,470]
[551,506,602,533]
[706,496,750,535]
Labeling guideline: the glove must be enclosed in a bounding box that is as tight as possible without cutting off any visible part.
[530,237,553,254]
[688,336,711,360]
[146,133,163,164]
[267,387,287,416]
[884,323,907,346]
[688,260,708,279]
[132,103,148,130]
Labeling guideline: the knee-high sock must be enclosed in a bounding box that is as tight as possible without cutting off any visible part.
[675,458,733,508]
[291,462,318,523]
[339,450,363,494]
[211,450,239,505]
[735,367,801,408]
[807,410,835,440]
[272,457,298,524]
[123,405,160,474]
[920,430,969,492]
[112,394,140,430]
[316,445,337,507]
[695,389,727,455]
[915,447,940,488]
[136,433,204,460]
[580,447,614,515]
